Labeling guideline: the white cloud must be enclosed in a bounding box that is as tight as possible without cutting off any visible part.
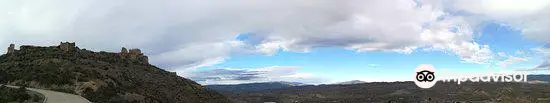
[149,40,246,72]
[498,52,507,57]
[367,64,381,68]
[527,45,550,71]
[188,66,326,85]
[245,0,494,64]
[518,56,550,71]
[0,0,508,77]
[536,58,550,70]
[494,50,529,68]
[515,50,525,55]
[497,56,529,67]
[453,0,550,17]
[420,0,550,69]
[534,46,550,56]
[448,0,550,43]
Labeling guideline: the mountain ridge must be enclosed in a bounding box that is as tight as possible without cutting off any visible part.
[334,80,367,85]
[206,81,311,93]
[0,42,231,103]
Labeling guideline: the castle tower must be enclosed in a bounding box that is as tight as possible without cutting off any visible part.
[6,44,15,54]
[59,42,76,51]
[120,48,149,63]
[121,47,128,54]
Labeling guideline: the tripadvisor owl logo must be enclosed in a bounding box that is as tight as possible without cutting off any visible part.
[413,64,437,89]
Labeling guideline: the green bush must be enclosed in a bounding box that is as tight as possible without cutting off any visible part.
[16,86,30,102]
[0,85,31,103]
[32,94,42,102]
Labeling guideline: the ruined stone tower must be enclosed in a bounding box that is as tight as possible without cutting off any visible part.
[6,44,15,54]
[59,42,76,52]
[128,49,142,56]
[121,47,128,54]
[120,47,149,63]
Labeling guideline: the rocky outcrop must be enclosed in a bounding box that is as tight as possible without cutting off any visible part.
[120,48,149,64]
[59,42,77,52]
[0,42,231,103]
[7,42,150,64]
[6,44,14,54]
[120,47,128,54]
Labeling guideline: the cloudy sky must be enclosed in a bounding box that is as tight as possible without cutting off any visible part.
[1,0,549,85]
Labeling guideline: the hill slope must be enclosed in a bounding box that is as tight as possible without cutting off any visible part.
[223,82,550,103]
[334,80,367,85]
[0,42,231,103]
[527,75,550,83]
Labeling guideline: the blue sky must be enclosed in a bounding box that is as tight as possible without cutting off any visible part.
[2,0,550,85]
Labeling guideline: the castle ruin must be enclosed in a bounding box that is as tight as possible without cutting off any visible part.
[120,47,149,63]
[121,47,128,54]
[5,42,149,64]
[6,44,15,54]
[59,42,76,52]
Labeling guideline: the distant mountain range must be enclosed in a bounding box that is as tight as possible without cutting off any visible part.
[527,74,550,83]
[207,75,550,102]
[206,81,310,93]
[334,80,367,85]
[220,81,550,103]
[209,75,550,94]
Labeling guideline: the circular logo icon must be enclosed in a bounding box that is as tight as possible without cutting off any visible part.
[414,64,437,89]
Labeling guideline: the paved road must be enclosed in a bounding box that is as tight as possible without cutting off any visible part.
[3,85,91,103]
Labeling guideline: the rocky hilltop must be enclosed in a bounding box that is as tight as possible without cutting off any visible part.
[0,42,231,103]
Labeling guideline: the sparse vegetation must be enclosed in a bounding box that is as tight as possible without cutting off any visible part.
[0,43,231,103]
[0,85,43,103]
[215,82,550,103]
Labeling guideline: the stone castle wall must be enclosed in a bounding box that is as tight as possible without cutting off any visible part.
[120,48,149,64]
[59,42,76,52]
[5,42,149,64]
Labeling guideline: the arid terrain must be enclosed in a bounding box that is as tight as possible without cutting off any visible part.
[210,79,550,103]
[0,43,231,103]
